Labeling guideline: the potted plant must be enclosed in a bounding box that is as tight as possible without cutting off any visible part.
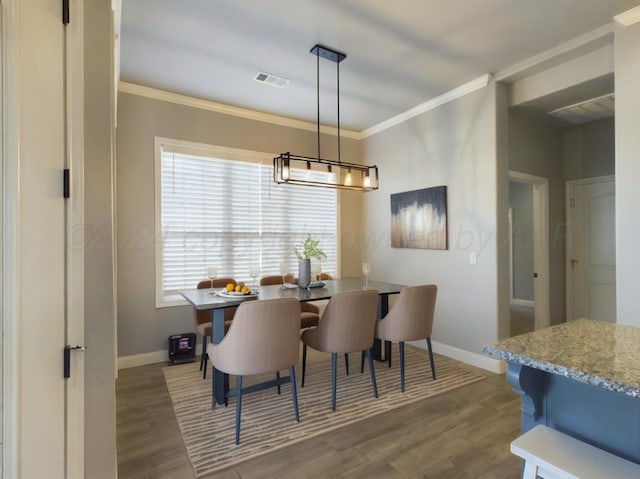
[294,234,326,288]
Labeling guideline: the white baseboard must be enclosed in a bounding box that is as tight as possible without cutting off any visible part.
[119,339,506,374]
[511,298,535,308]
[408,339,506,374]
[117,349,167,369]
[118,337,208,370]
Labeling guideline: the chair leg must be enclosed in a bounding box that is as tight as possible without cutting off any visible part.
[427,337,436,380]
[214,366,219,409]
[366,348,378,398]
[276,371,281,395]
[199,335,206,371]
[400,341,405,392]
[386,340,392,368]
[201,336,208,379]
[235,376,243,445]
[302,343,307,388]
[289,366,300,422]
[224,373,229,407]
[331,353,337,411]
[344,353,349,375]
[360,350,365,374]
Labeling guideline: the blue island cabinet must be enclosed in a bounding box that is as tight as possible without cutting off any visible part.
[484,319,640,468]
[507,362,640,463]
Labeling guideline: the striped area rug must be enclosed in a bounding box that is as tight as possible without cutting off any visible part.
[163,346,485,477]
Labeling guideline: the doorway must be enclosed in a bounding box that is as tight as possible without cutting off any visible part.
[566,175,616,322]
[509,171,550,335]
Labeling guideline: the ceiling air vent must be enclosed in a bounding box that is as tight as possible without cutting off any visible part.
[254,71,289,88]
[547,93,614,125]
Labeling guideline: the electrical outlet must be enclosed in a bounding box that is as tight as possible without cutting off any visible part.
[469,252,478,264]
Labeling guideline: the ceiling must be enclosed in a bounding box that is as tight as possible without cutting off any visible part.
[119,0,637,132]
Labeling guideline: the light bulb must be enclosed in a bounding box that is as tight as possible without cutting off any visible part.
[282,159,290,180]
[327,165,337,184]
[364,171,371,188]
[345,168,352,186]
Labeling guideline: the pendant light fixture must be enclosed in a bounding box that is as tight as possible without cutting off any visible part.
[273,44,379,191]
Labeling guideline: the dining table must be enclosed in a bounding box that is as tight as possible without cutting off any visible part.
[181,278,407,405]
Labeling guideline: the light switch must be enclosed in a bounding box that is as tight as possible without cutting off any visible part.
[469,252,478,264]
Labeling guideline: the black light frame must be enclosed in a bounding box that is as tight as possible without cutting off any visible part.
[273,44,379,192]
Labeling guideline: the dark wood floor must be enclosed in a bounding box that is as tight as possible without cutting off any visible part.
[117,351,522,478]
[511,304,535,337]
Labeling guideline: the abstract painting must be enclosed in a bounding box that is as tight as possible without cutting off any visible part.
[391,186,447,249]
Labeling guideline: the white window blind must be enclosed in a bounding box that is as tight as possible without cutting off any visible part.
[158,141,337,305]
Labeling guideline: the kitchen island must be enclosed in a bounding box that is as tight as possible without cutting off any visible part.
[483,318,640,465]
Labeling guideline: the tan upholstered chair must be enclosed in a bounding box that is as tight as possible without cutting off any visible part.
[260,275,320,329]
[207,298,302,444]
[194,278,238,378]
[373,284,437,392]
[259,274,290,286]
[301,289,379,411]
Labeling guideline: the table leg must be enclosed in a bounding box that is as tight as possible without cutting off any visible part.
[211,308,228,406]
[372,294,390,361]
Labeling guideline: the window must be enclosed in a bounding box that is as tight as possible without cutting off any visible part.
[155,138,338,306]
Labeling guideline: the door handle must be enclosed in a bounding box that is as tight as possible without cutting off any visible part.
[64,345,87,378]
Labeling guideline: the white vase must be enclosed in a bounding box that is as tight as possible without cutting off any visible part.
[298,259,311,288]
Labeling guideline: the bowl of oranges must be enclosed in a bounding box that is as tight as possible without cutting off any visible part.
[218,282,257,298]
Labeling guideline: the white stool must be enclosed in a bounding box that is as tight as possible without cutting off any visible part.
[510,425,640,479]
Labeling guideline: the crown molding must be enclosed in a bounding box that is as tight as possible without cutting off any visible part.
[118,82,361,140]
[614,6,640,27]
[119,79,496,141]
[359,74,493,139]
[494,23,614,82]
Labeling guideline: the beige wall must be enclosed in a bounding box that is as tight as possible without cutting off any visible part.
[361,84,503,354]
[615,19,640,328]
[563,117,615,180]
[116,92,362,356]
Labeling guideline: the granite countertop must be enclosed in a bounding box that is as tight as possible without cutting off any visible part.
[483,318,640,398]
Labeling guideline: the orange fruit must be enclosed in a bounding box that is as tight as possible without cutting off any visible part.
[226,283,234,292]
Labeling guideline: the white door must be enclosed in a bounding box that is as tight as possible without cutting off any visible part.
[3,0,84,476]
[568,178,616,322]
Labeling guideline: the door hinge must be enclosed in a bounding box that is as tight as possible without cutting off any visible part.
[64,345,87,378]
[63,169,70,198]
[62,0,70,24]
[570,197,575,208]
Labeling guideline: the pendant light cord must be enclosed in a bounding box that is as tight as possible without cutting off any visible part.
[314,46,343,164]
[337,60,341,164]
[316,48,321,160]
